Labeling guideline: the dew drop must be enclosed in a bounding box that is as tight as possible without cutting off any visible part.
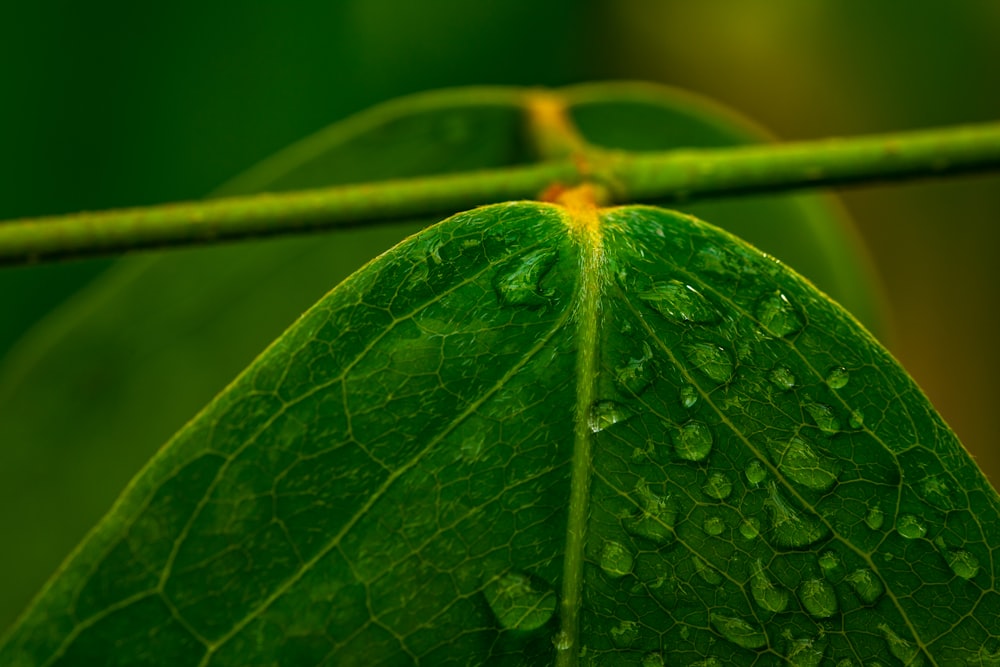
[826,367,850,389]
[896,514,927,540]
[765,483,829,548]
[945,548,980,580]
[641,652,665,667]
[745,460,768,485]
[799,578,838,618]
[674,421,714,461]
[849,410,865,429]
[693,555,722,585]
[680,384,699,408]
[878,623,925,667]
[624,483,676,546]
[639,280,719,324]
[805,402,840,435]
[703,516,726,536]
[846,568,884,605]
[750,559,789,613]
[589,400,633,433]
[767,435,839,491]
[756,291,804,337]
[483,571,557,631]
[492,248,558,308]
[685,342,734,384]
[769,366,796,391]
[551,630,571,651]
[865,505,885,531]
[709,612,767,649]
[918,473,958,511]
[616,342,655,396]
[785,633,828,667]
[817,550,841,578]
[610,619,641,648]
[600,540,634,578]
[739,518,761,540]
[703,472,733,500]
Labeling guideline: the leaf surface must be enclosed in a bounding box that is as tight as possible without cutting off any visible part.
[3,201,996,666]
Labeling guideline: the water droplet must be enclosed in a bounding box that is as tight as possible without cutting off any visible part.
[745,460,768,485]
[641,652,665,667]
[616,342,655,395]
[624,483,676,546]
[691,659,721,667]
[765,483,829,548]
[685,342,734,384]
[703,516,726,536]
[785,633,828,667]
[589,400,633,433]
[679,625,690,641]
[769,366,796,390]
[680,384,698,408]
[896,514,926,540]
[740,518,761,540]
[805,403,840,435]
[674,421,713,461]
[799,578,838,618]
[767,435,839,491]
[945,549,980,580]
[552,630,571,651]
[751,559,789,613]
[817,550,841,577]
[610,619,641,648]
[826,367,850,389]
[878,623,925,667]
[492,248,558,308]
[756,291,804,337]
[919,473,958,511]
[865,505,885,530]
[600,540,634,578]
[846,568,884,605]
[693,555,722,585]
[639,280,719,324]
[710,612,767,649]
[849,409,865,429]
[483,571,557,631]
[703,472,732,500]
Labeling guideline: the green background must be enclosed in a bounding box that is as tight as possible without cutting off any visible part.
[1,0,998,632]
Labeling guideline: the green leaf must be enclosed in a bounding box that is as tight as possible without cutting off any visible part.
[3,201,996,665]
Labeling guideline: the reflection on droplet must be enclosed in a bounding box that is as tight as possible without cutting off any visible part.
[624,483,676,546]
[589,400,633,433]
[740,518,761,540]
[799,578,838,618]
[703,472,733,500]
[640,280,719,324]
[805,403,840,435]
[756,291,804,337]
[680,384,698,408]
[879,623,925,667]
[945,549,980,580]
[616,342,655,396]
[826,367,850,389]
[767,435,839,491]
[745,460,767,485]
[865,505,885,531]
[685,342,734,384]
[610,620,640,648]
[751,559,789,613]
[600,541,634,578]
[896,514,927,540]
[493,248,558,308]
[846,568,884,605]
[693,556,722,585]
[710,612,767,649]
[675,421,713,461]
[704,516,725,536]
[765,483,829,548]
[483,571,557,631]
[769,366,796,391]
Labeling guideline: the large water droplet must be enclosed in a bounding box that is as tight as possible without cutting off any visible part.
[610,620,641,648]
[616,342,655,396]
[483,571,557,631]
[826,367,850,389]
[680,384,698,408]
[703,516,725,536]
[896,514,927,540]
[769,366,796,391]
[805,403,840,435]
[624,483,676,546]
[767,435,839,491]
[878,624,925,667]
[492,248,558,308]
[639,280,719,324]
[846,568,884,605]
[685,342,734,384]
[756,291,804,337]
[693,555,722,585]
[740,518,761,540]
[865,504,885,530]
[710,613,767,649]
[945,548,980,580]
[674,421,713,461]
[589,400,633,433]
[799,578,838,618]
[703,472,733,500]
[745,460,768,485]
[765,483,829,548]
[751,559,789,613]
[600,540,634,578]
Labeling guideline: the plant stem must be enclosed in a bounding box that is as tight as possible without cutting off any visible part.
[2,120,999,266]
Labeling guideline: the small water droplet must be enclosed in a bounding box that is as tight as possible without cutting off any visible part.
[765,483,829,548]
[896,514,927,540]
[483,571,557,631]
[679,625,690,641]
[945,548,980,580]
[865,505,885,530]
[616,342,655,395]
[767,435,839,491]
[680,384,698,408]
[817,550,841,577]
[492,248,558,308]
[799,578,838,618]
[805,402,840,435]
[919,473,958,511]
[745,460,768,485]
[600,540,634,578]
[826,367,850,389]
[552,630,571,651]
[769,366,796,390]
[589,400,633,433]
[693,555,722,585]
[674,421,713,461]
[785,633,828,667]
[703,516,726,536]
[624,483,676,546]
[703,472,732,500]
[641,652,665,667]
[756,291,804,337]
[878,623,925,667]
[639,280,719,324]
[849,409,865,429]
[846,568,884,605]
[610,619,641,648]
[740,518,761,540]
[685,342,734,384]
[751,559,789,613]
[710,612,767,649]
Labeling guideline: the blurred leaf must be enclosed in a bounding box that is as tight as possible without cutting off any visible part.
[3,201,995,665]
